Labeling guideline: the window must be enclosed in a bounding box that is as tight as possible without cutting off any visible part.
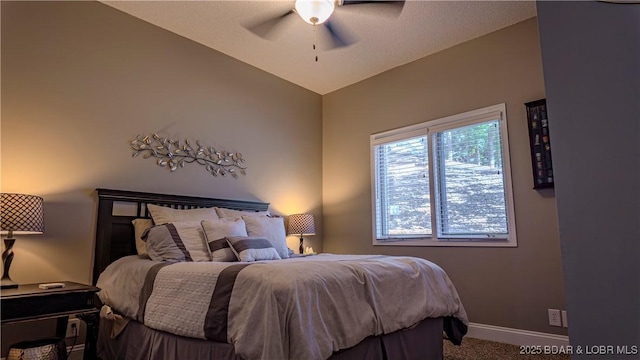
[371,104,517,247]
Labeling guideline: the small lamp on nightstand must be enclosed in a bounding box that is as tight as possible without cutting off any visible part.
[1,193,45,289]
[287,213,316,254]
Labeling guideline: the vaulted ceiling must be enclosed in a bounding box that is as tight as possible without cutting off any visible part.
[103,1,537,94]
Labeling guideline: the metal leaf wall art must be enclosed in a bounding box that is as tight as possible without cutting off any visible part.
[131,134,246,178]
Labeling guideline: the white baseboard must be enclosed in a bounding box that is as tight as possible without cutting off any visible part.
[467,322,570,347]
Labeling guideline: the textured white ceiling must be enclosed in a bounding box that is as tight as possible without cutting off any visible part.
[103,1,537,95]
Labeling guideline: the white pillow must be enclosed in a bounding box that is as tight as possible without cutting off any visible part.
[215,207,269,219]
[242,215,289,259]
[201,218,248,262]
[147,204,219,225]
[226,236,281,262]
[143,221,210,262]
[132,218,154,256]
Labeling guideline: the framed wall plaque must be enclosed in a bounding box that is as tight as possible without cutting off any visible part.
[525,99,554,189]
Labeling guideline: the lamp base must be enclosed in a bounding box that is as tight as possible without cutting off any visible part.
[2,237,18,289]
[1,277,18,289]
[299,237,304,255]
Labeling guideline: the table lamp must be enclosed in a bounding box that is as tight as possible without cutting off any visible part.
[287,213,316,254]
[1,193,45,289]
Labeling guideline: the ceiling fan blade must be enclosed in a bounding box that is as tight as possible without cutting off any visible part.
[323,19,356,49]
[243,10,296,39]
[339,0,405,16]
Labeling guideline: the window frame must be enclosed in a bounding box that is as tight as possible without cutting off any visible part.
[370,103,517,247]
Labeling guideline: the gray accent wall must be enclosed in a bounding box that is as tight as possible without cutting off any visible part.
[323,18,567,335]
[537,2,640,356]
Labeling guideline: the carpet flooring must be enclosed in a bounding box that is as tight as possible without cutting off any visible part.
[444,337,571,360]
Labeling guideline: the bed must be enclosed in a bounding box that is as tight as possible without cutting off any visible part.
[92,188,468,360]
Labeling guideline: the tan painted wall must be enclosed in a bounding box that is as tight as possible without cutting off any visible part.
[0,1,323,287]
[322,18,567,335]
[2,1,566,345]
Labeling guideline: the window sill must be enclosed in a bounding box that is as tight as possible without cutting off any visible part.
[373,239,517,247]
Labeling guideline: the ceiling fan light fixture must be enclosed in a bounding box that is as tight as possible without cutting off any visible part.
[295,0,336,25]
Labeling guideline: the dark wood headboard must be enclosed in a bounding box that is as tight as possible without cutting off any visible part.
[93,188,269,285]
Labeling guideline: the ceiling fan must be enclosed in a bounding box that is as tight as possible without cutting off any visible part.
[244,0,406,50]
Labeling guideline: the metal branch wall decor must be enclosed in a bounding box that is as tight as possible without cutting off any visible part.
[131,134,246,177]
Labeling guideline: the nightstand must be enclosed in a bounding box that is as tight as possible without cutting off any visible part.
[1,281,100,360]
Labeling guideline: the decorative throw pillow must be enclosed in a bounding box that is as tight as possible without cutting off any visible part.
[201,218,248,262]
[215,207,270,219]
[142,221,210,262]
[226,236,281,262]
[132,218,154,256]
[242,215,289,259]
[147,204,219,225]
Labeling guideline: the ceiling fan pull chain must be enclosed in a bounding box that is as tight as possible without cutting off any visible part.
[313,25,319,62]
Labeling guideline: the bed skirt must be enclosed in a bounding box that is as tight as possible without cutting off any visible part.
[98,317,444,360]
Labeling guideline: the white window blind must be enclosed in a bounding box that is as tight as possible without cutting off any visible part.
[374,136,431,239]
[371,104,517,247]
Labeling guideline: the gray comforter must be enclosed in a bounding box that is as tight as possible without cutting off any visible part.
[97,254,468,360]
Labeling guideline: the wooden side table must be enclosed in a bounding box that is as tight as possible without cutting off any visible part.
[1,281,100,360]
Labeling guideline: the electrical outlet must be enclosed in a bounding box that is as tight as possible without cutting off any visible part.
[548,309,562,326]
[561,310,568,328]
[66,318,81,338]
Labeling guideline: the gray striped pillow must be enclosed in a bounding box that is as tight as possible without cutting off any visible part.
[226,236,281,262]
[142,221,210,262]
[201,219,248,262]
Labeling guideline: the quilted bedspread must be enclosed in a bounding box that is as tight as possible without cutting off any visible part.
[97,254,468,360]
